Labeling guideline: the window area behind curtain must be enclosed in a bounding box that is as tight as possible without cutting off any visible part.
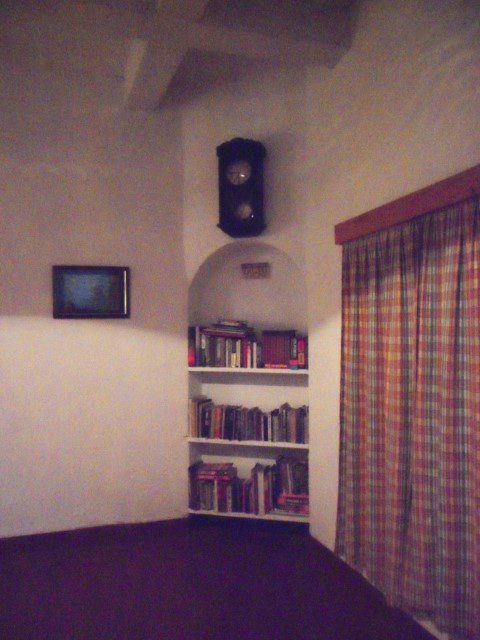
[336,196,479,640]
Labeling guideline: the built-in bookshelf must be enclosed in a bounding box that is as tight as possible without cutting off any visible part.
[188,335,309,523]
[187,243,309,524]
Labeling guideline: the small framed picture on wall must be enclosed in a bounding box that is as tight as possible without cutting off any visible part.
[52,265,130,319]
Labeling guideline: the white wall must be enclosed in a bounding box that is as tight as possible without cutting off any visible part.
[306,0,480,548]
[188,242,307,332]
[0,5,188,537]
[182,66,308,281]
[181,0,480,552]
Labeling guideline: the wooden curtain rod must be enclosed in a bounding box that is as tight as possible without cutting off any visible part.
[334,163,480,245]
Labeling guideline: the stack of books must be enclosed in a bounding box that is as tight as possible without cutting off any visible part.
[188,320,259,368]
[188,462,237,512]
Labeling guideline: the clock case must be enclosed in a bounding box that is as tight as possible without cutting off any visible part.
[216,137,266,238]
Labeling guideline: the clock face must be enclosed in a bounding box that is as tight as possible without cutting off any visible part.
[226,160,252,186]
[234,202,254,221]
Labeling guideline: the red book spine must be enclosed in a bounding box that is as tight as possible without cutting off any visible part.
[262,335,269,368]
[297,336,307,368]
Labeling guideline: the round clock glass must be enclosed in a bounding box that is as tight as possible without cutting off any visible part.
[234,202,254,220]
[226,160,252,186]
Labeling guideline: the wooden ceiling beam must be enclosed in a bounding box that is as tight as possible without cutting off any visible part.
[124,29,188,110]
[125,1,345,109]
[185,21,344,67]
[125,0,211,109]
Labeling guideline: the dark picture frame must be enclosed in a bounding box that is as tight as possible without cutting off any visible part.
[52,266,130,319]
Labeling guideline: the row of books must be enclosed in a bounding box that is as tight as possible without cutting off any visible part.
[188,320,308,369]
[188,457,309,516]
[189,398,309,444]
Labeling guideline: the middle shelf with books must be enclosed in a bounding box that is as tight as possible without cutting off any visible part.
[187,438,308,450]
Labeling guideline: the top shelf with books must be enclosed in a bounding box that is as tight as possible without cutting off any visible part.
[188,367,307,375]
[188,320,308,371]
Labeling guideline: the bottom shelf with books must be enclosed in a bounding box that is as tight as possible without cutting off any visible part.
[188,456,309,523]
[187,509,308,523]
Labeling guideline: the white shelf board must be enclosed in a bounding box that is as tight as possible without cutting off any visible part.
[187,437,308,450]
[188,367,308,376]
[188,509,309,523]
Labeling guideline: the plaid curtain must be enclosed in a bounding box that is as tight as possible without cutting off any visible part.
[336,196,480,640]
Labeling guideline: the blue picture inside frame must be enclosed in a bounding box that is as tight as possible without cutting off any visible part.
[53,266,130,318]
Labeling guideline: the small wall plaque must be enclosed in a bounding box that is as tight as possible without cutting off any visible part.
[241,262,271,279]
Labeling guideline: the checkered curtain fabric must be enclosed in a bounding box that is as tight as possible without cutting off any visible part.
[336,196,479,640]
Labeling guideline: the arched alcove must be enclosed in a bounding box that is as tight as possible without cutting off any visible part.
[187,241,310,508]
[188,242,307,333]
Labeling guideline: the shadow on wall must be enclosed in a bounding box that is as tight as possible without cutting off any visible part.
[0,135,187,337]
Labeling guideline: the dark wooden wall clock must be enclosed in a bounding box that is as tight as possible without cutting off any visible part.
[216,137,266,238]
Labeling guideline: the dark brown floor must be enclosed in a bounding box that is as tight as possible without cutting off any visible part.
[0,517,435,640]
